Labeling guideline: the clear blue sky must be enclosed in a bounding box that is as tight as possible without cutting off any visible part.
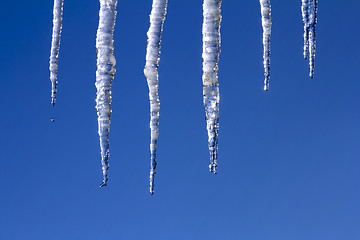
[1,0,359,239]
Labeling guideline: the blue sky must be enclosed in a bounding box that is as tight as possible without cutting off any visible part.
[1,0,359,239]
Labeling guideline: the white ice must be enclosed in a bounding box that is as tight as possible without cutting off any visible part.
[259,0,272,91]
[144,0,168,194]
[202,0,222,174]
[49,0,64,107]
[95,0,118,187]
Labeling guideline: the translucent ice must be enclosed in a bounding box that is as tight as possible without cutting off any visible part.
[259,0,272,91]
[95,0,118,187]
[49,0,64,107]
[302,0,318,78]
[144,0,168,194]
[202,0,222,174]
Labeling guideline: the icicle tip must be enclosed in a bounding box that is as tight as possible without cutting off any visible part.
[99,180,108,188]
[209,154,218,174]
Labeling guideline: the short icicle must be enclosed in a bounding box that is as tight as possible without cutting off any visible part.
[144,0,168,195]
[202,0,222,174]
[95,0,118,187]
[301,0,310,59]
[259,0,272,91]
[302,0,318,78]
[308,0,318,78]
[49,0,64,107]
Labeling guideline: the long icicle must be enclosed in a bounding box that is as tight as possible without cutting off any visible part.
[95,0,118,187]
[202,0,222,174]
[308,0,318,78]
[144,0,168,195]
[49,0,64,107]
[259,0,272,91]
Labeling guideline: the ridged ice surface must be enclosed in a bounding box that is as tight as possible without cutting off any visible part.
[259,0,272,91]
[49,0,64,107]
[202,0,222,174]
[95,0,118,187]
[301,0,318,78]
[144,0,168,195]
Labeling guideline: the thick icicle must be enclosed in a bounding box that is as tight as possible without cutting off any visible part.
[49,0,64,107]
[259,0,272,91]
[144,0,168,195]
[202,0,222,174]
[95,0,118,187]
[302,0,318,78]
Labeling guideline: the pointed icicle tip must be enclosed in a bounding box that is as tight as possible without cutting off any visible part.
[209,163,218,174]
[149,150,157,195]
[99,181,107,188]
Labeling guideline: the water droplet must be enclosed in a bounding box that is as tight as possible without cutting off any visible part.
[51,118,55,122]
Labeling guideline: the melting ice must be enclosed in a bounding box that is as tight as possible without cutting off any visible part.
[259,0,272,91]
[301,0,318,78]
[49,0,64,107]
[95,0,118,187]
[144,0,168,194]
[202,0,222,174]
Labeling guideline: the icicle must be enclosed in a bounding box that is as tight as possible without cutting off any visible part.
[202,0,222,174]
[308,0,318,78]
[144,0,168,195]
[301,0,310,59]
[95,0,118,187]
[49,0,64,107]
[302,0,318,78]
[259,0,272,91]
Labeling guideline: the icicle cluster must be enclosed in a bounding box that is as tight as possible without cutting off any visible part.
[202,0,222,174]
[95,0,118,187]
[144,0,168,195]
[259,0,272,91]
[48,1,321,193]
[301,0,318,78]
[49,0,64,107]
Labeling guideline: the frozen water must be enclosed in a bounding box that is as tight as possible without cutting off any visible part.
[144,0,168,194]
[202,0,222,174]
[95,0,118,187]
[49,0,64,107]
[302,0,318,78]
[259,0,271,91]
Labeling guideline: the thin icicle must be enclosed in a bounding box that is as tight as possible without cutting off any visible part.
[302,0,318,78]
[308,0,318,78]
[144,0,168,195]
[202,0,222,174]
[49,0,64,107]
[95,0,118,187]
[301,0,310,59]
[259,0,272,91]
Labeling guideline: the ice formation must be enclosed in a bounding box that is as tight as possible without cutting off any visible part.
[48,1,321,192]
[301,0,318,78]
[144,0,168,194]
[202,0,222,174]
[259,0,272,91]
[95,0,118,187]
[49,0,64,107]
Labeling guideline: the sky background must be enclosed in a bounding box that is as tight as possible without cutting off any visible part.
[1,0,360,239]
